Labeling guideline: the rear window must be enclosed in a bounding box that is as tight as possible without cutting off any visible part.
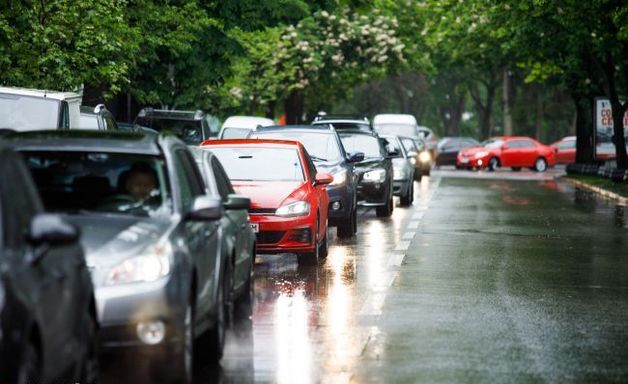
[251,131,342,162]
[210,146,304,182]
[135,117,203,145]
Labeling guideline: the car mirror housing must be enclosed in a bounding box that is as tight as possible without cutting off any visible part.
[188,196,223,221]
[348,152,365,163]
[314,173,334,185]
[27,214,79,246]
[224,194,250,210]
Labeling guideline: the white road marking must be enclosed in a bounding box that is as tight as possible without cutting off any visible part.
[359,292,387,316]
[394,241,410,251]
[402,231,415,240]
[412,211,425,220]
[387,253,405,267]
[407,221,420,229]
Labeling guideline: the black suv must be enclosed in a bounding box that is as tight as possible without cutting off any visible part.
[79,104,119,131]
[337,129,394,217]
[249,125,364,238]
[134,108,215,145]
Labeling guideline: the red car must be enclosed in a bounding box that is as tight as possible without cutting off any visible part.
[200,139,332,261]
[456,136,556,172]
[551,136,576,164]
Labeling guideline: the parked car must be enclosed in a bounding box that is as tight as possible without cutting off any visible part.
[456,136,556,172]
[201,139,332,262]
[0,144,98,384]
[134,108,216,145]
[312,114,372,132]
[218,116,275,139]
[380,134,415,206]
[11,131,229,383]
[80,104,119,131]
[188,146,256,320]
[399,135,431,180]
[551,136,576,164]
[338,129,394,217]
[373,114,439,155]
[435,136,480,167]
[0,86,82,130]
[248,125,363,238]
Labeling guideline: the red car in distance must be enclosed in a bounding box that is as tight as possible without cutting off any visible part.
[456,136,556,172]
[551,136,576,164]
[200,139,332,262]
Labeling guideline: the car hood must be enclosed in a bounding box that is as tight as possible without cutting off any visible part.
[231,181,308,209]
[64,213,172,270]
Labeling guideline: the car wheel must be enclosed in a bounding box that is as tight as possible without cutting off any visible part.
[488,157,499,171]
[17,341,41,384]
[376,196,393,217]
[400,182,413,207]
[318,221,328,259]
[337,210,354,239]
[204,272,228,362]
[422,168,431,177]
[79,315,99,384]
[534,157,548,172]
[511,167,521,171]
[235,260,254,323]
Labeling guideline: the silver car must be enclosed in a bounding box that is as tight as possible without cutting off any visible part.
[380,134,416,206]
[13,131,229,384]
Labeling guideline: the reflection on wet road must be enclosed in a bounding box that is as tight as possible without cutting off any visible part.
[212,169,627,383]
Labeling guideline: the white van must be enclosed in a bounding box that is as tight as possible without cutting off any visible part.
[218,115,275,139]
[373,113,437,150]
[0,86,82,131]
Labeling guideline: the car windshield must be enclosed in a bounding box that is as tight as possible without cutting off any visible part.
[135,117,202,145]
[20,151,172,217]
[210,146,304,182]
[0,95,60,131]
[221,127,252,139]
[400,138,418,153]
[339,133,383,158]
[382,136,404,158]
[482,139,504,149]
[251,131,342,162]
[375,124,416,138]
[79,114,100,130]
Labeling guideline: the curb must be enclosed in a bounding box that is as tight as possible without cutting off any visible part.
[564,177,628,206]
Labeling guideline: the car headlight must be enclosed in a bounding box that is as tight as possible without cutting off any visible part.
[275,201,310,217]
[363,169,386,183]
[475,151,489,158]
[106,243,172,285]
[419,151,431,163]
[409,157,416,165]
[329,169,347,186]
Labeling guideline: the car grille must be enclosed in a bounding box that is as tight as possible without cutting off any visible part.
[256,231,286,244]
[249,208,276,215]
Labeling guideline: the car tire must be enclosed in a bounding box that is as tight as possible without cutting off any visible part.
[488,157,499,171]
[534,157,548,172]
[78,315,99,384]
[319,222,328,259]
[511,167,521,171]
[235,260,254,323]
[422,168,431,177]
[202,272,228,363]
[400,182,413,207]
[337,210,354,239]
[17,341,41,384]
[299,218,319,265]
[155,299,195,384]
[376,196,393,217]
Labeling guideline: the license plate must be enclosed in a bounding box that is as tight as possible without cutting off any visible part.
[250,223,259,233]
[460,158,469,163]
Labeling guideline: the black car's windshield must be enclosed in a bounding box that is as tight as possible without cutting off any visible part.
[210,146,304,182]
[135,117,202,145]
[339,133,383,159]
[21,151,172,217]
[251,131,342,162]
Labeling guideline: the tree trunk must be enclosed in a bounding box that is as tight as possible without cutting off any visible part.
[285,90,304,124]
[470,77,497,140]
[534,83,544,141]
[573,94,594,164]
[502,69,513,135]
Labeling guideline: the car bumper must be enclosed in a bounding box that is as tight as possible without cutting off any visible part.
[96,277,184,349]
[356,181,388,206]
[326,183,354,225]
[250,212,316,254]
[457,156,489,168]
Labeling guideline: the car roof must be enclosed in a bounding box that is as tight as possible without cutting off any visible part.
[373,114,417,126]
[200,138,303,149]
[0,86,82,101]
[222,116,275,129]
[5,130,165,155]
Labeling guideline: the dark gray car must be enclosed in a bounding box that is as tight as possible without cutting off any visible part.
[0,144,98,384]
[189,146,255,321]
[10,131,228,383]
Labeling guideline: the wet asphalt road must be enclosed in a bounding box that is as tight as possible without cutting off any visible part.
[108,167,628,383]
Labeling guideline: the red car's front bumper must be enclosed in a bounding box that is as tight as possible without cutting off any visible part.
[250,212,316,254]
[457,154,490,168]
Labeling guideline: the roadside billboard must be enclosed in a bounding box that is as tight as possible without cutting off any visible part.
[594,97,628,160]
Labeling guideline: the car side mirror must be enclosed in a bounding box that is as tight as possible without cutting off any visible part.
[28,214,79,246]
[188,196,223,221]
[314,173,333,186]
[408,151,418,158]
[348,152,365,163]
[224,194,250,210]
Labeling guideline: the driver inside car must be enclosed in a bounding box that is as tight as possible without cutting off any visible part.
[125,162,157,201]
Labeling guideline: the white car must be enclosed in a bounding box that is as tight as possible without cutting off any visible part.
[0,86,82,131]
[218,116,275,139]
[373,114,438,152]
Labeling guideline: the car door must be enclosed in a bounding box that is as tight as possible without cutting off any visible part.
[500,140,522,167]
[211,157,250,292]
[518,139,539,166]
[172,148,220,324]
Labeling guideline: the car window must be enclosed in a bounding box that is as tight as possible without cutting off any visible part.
[210,146,305,182]
[401,138,418,153]
[211,157,235,200]
[21,151,171,217]
[221,127,252,139]
[173,149,205,212]
[251,131,342,162]
[79,114,100,130]
[383,137,403,158]
[105,114,118,131]
[339,133,384,158]
[509,140,535,148]
[136,118,203,145]
[559,140,575,150]
[302,147,318,180]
